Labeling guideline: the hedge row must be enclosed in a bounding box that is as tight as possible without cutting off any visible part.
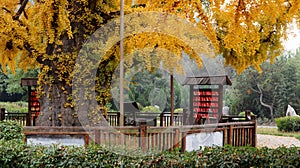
[275,116,300,132]
[1,120,300,167]
[1,141,300,168]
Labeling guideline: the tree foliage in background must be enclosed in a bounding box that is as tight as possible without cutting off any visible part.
[226,50,300,120]
[0,67,38,101]
[1,0,300,126]
[125,69,185,112]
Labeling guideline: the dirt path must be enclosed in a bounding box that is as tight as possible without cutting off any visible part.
[257,134,300,148]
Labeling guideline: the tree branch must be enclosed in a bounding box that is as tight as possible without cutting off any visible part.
[2,7,12,13]
[250,87,259,93]
[256,84,274,120]
[13,0,29,20]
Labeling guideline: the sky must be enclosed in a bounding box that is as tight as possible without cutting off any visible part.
[283,23,300,52]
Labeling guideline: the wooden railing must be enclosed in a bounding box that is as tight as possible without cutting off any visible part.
[106,112,120,126]
[0,108,31,126]
[24,116,256,152]
[159,111,185,126]
[1,107,253,129]
[106,111,186,126]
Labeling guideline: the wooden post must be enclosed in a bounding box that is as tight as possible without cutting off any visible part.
[183,108,188,125]
[133,111,137,126]
[218,85,224,122]
[251,115,257,147]
[160,112,164,126]
[26,113,31,126]
[189,86,194,125]
[95,130,100,144]
[117,112,120,126]
[228,125,233,146]
[139,120,147,151]
[0,108,5,121]
[173,128,180,150]
[223,130,226,146]
[170,75,174,126]
[181,132,187,152]
[27,86,32,126]
[84,134,89,145]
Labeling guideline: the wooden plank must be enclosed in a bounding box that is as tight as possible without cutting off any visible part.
[21,78,38,86]
[25,132,88,135]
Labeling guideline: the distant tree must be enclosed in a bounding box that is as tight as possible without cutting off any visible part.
[126,69,182,112]
[5,68,39,95]
[0,67,38,101]
[288,49,300,112]
[226,52,300,120]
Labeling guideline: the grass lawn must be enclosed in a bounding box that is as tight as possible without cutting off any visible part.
[257,127,300,141]
[0,101,28,113]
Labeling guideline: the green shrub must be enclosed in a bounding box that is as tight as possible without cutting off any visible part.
[0,139,26,167]
[275,116,300,132]
[238,111,254,120]
[0,120,24,141]
[0,144,300,167]
[141,106,160,113]
[174,108,183,113]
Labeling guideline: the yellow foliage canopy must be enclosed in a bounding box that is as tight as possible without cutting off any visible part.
[135,0,300,73]
[1,0,300,74]
[0,0,300,116]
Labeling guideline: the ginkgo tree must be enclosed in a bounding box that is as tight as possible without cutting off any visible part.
[0,0,300,126]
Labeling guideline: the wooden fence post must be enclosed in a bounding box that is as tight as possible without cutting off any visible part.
[95,130,100,144]
[160,112,164,126]
[26,113,31,126]
[84,133,89,145]
[228,125,233,146]
[181,132,187,152]
[251,115,257,147]
[27,86,32,126]
[117,112,120,126]
[173,128,180,150]
[139,121,147,151]
[183,109,188,125]
[0,108,5,121]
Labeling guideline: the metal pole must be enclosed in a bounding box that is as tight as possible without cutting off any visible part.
[170,75,174,126]
[119,0,124,126]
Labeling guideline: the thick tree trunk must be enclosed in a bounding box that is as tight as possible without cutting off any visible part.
[36,83,109,126]
[36,84,81,126]
[34,1,118,127]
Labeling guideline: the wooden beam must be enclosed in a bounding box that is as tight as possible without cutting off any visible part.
[170,75,174,126]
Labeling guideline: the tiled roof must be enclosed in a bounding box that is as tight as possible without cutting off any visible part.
[182,75,232,85]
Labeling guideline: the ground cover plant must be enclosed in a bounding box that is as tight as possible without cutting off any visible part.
[0,143,300,168]
[0,120,24,141]
[257,127,300,141]
[0,120,300,167]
